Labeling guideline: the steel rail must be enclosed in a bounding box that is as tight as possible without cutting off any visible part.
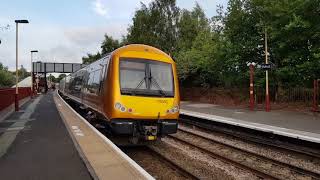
[167,134,277,180]
[172,128,320,180]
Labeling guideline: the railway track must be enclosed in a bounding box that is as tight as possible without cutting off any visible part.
[180,114,320,159]
[62,96,320,179]
[122,146,198,180]
[62,95,198,179]
[168,127,320,180]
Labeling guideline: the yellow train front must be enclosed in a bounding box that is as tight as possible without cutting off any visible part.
[103,44,180,142]
[60,44,180,143]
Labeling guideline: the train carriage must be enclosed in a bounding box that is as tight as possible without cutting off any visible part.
[59,44,180,143]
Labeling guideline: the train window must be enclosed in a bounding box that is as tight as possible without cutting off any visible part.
[87,70,101,94]
[92,70,101,93]
[150,63,174,93]
[119,58,174,97]
[87,72,95,94]
[120,61,147,90]
[73,76,83,93]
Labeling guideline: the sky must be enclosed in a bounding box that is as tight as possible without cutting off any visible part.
[0,0,227,71]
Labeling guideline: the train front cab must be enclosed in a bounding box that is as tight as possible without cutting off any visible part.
[104,45,180,141]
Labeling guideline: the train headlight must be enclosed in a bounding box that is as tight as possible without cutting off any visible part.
[167,106,179,114]
[114,102,130,113]
[173,106,179,113]
[115,102,122,109]
[120,106,126,112]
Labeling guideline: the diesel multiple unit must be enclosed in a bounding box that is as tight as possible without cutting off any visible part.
[59,44,180,142]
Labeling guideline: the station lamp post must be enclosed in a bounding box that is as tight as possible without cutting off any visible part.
[30,50,38,98]
[14,19,29,111]
[264,28,270,112]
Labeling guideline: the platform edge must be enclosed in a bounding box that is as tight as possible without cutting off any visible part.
[180,109,320,144]
[55,90,154,180]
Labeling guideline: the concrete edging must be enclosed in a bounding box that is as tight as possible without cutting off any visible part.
[180,110,320,144]
[55,90,154,180]
[54,94,98,180]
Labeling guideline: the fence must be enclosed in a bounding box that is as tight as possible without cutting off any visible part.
[0,87,31,111]
[180,87,248,106]
[180,86,316,109]
[255,86,314,104]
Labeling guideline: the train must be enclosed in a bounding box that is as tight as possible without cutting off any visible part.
[59,44,180,143]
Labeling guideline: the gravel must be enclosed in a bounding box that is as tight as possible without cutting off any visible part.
[178,124,320,179]
[123,147,193,180]
[150,138,260,180]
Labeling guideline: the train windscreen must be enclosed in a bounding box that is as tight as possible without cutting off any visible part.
[120,58,174,97]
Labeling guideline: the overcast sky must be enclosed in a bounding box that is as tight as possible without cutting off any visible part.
[0,0,227,71]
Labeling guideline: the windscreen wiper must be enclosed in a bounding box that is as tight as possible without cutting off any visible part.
[149,69,167,97]
[131,77,147,95]
[131,69,148,95]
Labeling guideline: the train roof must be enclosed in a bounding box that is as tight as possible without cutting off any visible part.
[112,44,174,63]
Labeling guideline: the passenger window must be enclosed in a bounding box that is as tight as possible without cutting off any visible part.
[73,76,82,92]
[87,70,101,94]
[87,73,95,94]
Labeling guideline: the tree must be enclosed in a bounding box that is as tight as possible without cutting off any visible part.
[101,34,120,55]
[82,34,122,64]
[47,74,56,83]
[127,0,180,54]
[82,52,101,64]
[0,63,14,87]
[81,0,320,90]
[56,74,67,83]
[176,3,210,51]
[220,0,320,87]
[17,65,30,81]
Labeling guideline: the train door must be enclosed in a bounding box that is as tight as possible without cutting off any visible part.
[100,56,110,94]
[81,67,90,105]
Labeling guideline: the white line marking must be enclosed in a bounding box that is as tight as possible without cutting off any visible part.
[56,91,154,180]
[76,133,84,136]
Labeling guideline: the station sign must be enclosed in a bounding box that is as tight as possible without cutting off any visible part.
[260,63,272,70]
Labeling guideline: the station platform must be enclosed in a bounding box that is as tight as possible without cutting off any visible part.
[180,101,320,144]
[0,91,153,180]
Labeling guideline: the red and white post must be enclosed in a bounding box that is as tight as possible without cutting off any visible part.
[249,64,255,111]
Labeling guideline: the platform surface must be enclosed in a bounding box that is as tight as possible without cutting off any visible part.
[0,92,91,180]
[180,101,320,143]
[54,91,152,180]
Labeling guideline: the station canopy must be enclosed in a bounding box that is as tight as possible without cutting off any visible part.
[32,62,86,73]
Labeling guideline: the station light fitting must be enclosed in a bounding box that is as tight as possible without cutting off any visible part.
[15,20,29,24]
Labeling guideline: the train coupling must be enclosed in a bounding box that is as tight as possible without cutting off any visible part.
[143,126,158,141]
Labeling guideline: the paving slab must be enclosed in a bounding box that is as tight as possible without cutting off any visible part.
[0,91,91,180]
[180,101,320,143]
[54,91,153,180]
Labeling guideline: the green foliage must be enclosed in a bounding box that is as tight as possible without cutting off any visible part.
[82,52,101,64]
[56,74,67,83]
[0,63,14,87]
[15,65,30,81]
[47,74,56,83]
[126,0,179,54]
[82,34,122,64]
[101,35,121,55]
[83,0,320,88]
[176,3,210,51]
